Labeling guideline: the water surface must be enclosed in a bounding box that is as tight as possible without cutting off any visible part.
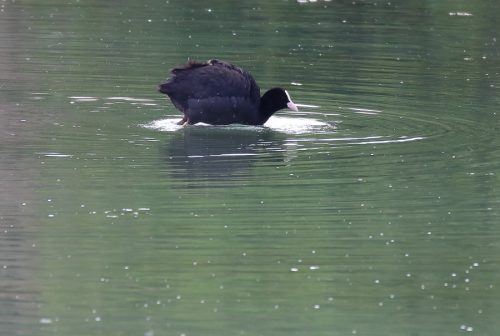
[1,1,500,335]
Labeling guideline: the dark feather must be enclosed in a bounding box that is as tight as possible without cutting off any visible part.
[158,59,296,125]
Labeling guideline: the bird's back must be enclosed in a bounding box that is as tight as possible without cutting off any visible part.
[160,60,262,124]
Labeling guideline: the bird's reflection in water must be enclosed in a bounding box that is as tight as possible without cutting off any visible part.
[164,126,285,186]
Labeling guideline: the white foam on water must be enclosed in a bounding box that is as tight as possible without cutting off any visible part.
[348,107,383,115]
[69,96,99,102]
[350,136,425,145]
[107,97,155,102]
[142,118,193,132]
[449,12,472,16]
[141,115,332,135]
[265,116,331,134]
[37,152,73,158]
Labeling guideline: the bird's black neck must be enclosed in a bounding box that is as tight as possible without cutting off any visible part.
[259,90,282,123]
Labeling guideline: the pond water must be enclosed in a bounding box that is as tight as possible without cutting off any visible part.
[1,0,500,335]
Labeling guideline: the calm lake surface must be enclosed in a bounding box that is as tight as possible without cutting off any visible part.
[1,1,500,335]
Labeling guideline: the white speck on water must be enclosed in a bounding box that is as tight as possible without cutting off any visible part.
[460,324,474,331]
[39,318,53,324]
[309,265,320,270]
[313,304,320,309]
[449,12,472,16]
[290,267,299,272]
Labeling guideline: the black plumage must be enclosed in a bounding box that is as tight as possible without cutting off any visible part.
[158,59,298,125]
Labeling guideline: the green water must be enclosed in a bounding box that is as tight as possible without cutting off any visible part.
[1,1,500,335]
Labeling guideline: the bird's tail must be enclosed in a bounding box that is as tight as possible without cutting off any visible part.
[158,82,170,94]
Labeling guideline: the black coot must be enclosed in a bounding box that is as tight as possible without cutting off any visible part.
[158,59,298,125]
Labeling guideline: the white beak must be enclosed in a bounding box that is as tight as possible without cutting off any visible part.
[285,90,299,111]
[287,101,299,112]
